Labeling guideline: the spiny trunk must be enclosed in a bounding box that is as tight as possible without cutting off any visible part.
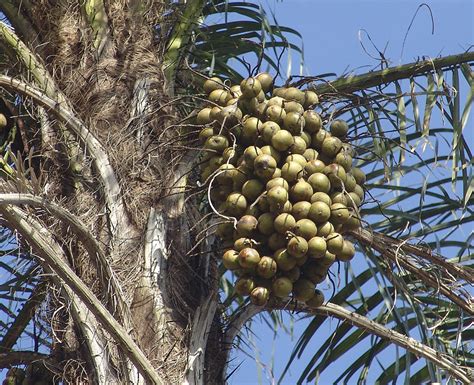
[0,2,226,384]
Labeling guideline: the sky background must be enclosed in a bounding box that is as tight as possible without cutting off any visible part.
[227,1,473,384]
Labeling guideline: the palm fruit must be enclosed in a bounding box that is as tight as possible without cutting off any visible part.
[284,87,305,104]
[234,237,256,251]
[272,277,293,298]
[300,131,312,147]
[321,136,343,158]
[311,128,329,150]
[306,289,325,308]
[290,179,313,202]
[284,266,301,282]
[199,127,214,143]
[274,248,297,271]
[286,154,307,167]
[324,163,347,189]
[347,192,362,208]
[225,192,247,216]
[242,179,264,202]
[256,72,274,93]
[352,167,366,185]
[233,166,250,190]
[257,194,270,212]
[230,84,242,97]
[344,173,357,192]
[222,146,240,164]
[266,104,286,124]
[303,110,322,133]
[294,219,317,240]
[257,256,277,278]
[254,154,277,179]
[216,103,243,126]
[284,100,304,114]
[317,221,335,237]
[222,249,241,270]
[257,212,275,235]
[235,276,256,295]
[343,210,362,231]
[337,239,356,261]
[205,135,229,152]
[267,186,288,206]
[270,199,292,214]
[238,248,261,269]
[207,155,224,171]
[268,233,286,250]
[242,145,262,167]
[250,286,270,306]
[307,236,327,258]
[307,172,331,193]
[310,191,332,206]
[203,77,224,94]
[303,90,319,109]
[256,90,266,102]
[287,236,308,258]
[242,117,262,143]
[330,119,349,137]
[272,87,286,97]
[209,105,223,122]
[289,136,307,155]
[319,251,336,267]
[281,161,304,183]
[216,164,238,185]
[267,96,285,107]
[308,201,331,224]
[245,205,260,217]
[274,213,296,234]
[292,201,311,220]
[236,215,258,237]
[209,89,231,106]
[239,96,259,114]
[335,151,353,172]
[353,184,365,200]
[240,77,262,98]
[271,129,294,151]
[293,278,315,302]
[326,232,344,254]
[331,192,349,206]
[261,145,282,163]
[284,111,305,134]
[197,107,213,125]
[304,159,326,176]
[303,148,318,161]
[304,262,327,284]
[266,177,289,191]
[261,121,281,143]
[330,203,350,224]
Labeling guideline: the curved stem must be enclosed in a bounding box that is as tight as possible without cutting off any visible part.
[0,75,132,243]
[0,204,163,385]
[312,51,474,96]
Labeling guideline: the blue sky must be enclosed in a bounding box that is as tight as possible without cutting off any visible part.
[228,1,473,384]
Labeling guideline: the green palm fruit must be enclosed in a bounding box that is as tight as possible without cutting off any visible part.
[293,278,315,301]
[337,239,356,261]
[274,213,296,234]
[306,289,325,308]
[284,111,305,134]
[204,135,229,153]
[303,90,319,109]
[222,249,240,270]
[304,159,326,175]
[317,221,335,237]
[225,192,248,216]
[326,232,344,254]
[266,177,289,191]
[292,201,312,220]
[254,154,277,179]
[257,212,275,235]
[235,276,256,295]
[236,215,258,236]
[272,277,293,298]
[281,161,304,183]
[268,232,287,251]
[307,172,331,193]
[308,201,331,224]
[274,248,297,271]
[256,72,274,93]
[256,256,277,279]
[240,77,262,98]
[289,179,314,202]
[330,119,349,137]
[307,236,327,258]
[271,129,294,151]
[330,203,350,224]
[287,236,309,258]
[294,219,318,240]
[261,121,281,143]
[310,192,332,206]
[352,167,366,185]
[266,104,286,124]
[238,248,261,269]
[197,107,213,125]
[303,110,322,133]
[250,287,270,306]
[203,77,224,94]
[289,136,307,155]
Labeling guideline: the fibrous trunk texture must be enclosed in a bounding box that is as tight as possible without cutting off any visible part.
[0,1,224,384]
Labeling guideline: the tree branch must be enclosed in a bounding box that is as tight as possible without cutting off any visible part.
[0,75,132,242]
[350,228,474,315]
[0,1,38,45]
[0,192,130,324]
[265,302,473,383]
[83,0,111,58]
[0,351,52,367]
[0,204,164,385]
[0,281,46,352]
[312,51,474,96]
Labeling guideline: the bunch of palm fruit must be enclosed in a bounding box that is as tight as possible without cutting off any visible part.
[197,72,365,307]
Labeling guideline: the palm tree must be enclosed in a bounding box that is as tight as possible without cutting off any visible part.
[0,1,471,384]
